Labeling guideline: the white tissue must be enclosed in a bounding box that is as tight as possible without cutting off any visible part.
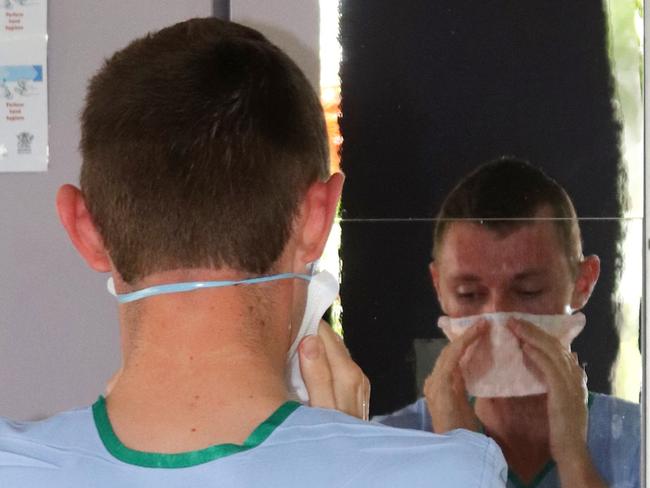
[285,269,339,403]
[438,312,586,397]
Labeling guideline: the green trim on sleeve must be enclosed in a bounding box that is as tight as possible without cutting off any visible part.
[92,396,300,469]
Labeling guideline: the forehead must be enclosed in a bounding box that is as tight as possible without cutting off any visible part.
[436,220,570,279]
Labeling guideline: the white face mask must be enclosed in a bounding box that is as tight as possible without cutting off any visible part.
[438,312,586,397]
[285,269,339,403]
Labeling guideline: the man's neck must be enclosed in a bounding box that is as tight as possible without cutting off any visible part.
[475,395,551,483]
[107,285,294,454]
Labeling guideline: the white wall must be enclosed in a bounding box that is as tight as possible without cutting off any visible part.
[0,0,214,420]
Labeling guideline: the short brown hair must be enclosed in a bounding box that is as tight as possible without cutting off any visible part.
[80,18,329,283]
[433,158,582,273]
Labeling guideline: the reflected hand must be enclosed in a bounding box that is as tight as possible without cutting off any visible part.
[424,321,487,433]
[299,320,370,420]
[508,319,606,487]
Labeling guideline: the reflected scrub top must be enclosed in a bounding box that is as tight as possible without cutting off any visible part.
[0,397,508,488]
[375,393,640,488]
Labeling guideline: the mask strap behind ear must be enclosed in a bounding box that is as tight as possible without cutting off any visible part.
[107,273,312,304]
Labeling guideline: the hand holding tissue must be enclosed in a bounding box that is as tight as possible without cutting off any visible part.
[438,312,586,397]
[285,269,339,403]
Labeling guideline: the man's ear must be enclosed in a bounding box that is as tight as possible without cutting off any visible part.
[570,254,600,311]
[56,184,112,272]
[295,172,344,264]
[429,260,446,313]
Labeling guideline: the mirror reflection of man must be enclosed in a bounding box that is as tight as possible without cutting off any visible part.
[376,159,640,488]
[0,18,508,487]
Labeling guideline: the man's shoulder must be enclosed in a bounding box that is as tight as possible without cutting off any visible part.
[289,402,473,446]
[0,404,507,487]
[587,392,640,486]
[371,397,431,430]
[0,405,97,464]
[588,392,640,444]
[279,405,507,486]
[588,392,640,429]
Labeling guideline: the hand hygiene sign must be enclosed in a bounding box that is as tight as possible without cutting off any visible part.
[0,0,48,172]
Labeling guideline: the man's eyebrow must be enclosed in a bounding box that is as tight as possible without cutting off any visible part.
[512,270,546,280]
[449,274,482,283]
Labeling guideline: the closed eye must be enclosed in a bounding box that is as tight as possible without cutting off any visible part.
[456,291,485,301]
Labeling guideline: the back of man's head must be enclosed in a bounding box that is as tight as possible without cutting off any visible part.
[433,157,582,273]
[80,18,329,284]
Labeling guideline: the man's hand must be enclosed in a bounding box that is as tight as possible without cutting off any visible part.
[423,321,487,433]
[508,319,607,487]
[299,320,370,420]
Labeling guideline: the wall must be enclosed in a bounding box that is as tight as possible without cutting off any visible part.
[0,0,214,420]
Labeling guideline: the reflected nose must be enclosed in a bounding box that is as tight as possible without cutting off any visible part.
[482,292,516,314]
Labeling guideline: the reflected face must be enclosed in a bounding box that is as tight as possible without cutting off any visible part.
[431,220,578,317]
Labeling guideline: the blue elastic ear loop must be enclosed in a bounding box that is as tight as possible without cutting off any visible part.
[107,273,312,304]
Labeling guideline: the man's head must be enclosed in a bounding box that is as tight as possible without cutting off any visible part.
[430,158,600,317]
[56,18,341,287]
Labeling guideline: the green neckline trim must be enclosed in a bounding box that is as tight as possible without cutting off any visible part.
[92,396,300,469]
[503,392,596,488]
[508,461,556,488]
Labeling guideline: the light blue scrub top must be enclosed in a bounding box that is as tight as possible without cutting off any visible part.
[0,396,508,487]
[375,392,640,488]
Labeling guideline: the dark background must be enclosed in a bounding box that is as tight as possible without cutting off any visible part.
[338,0,624,415]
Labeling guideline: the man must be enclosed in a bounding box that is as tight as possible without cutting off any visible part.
[0,18,507,487]
[377,159,640,487]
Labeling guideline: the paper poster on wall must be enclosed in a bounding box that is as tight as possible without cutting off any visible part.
[1,0,47,39]
[0,0,47,172]
[0,37,48,172]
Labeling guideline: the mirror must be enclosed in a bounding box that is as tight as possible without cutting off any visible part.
[328,0,643,413]
[323,1,643,485]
